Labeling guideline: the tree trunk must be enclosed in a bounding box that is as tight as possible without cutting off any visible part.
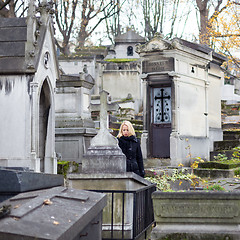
[196,0,209,45]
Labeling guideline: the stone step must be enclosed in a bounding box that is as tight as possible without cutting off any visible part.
[144,158,171,169]
[223,131,240,141]
[222,123,240,130]
[213,140,240,151]
[194,168,235,179]
[198,161,240,170]
[210,150,234,161]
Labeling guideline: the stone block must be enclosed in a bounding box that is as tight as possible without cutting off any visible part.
[194,168,235,179]
[0,186,107,240]
[82,146,126,173]
[0,168,64,202]
[151,191,240,239]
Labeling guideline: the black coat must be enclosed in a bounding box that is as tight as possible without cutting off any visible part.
[118,135,145,177]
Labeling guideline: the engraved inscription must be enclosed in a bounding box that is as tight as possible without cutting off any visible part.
[156,203,238,218]
[142,58,174,73]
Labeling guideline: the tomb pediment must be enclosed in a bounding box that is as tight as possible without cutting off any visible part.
[136,34,172,53]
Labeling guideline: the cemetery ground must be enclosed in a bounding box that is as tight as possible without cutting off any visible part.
[144,144,240,193]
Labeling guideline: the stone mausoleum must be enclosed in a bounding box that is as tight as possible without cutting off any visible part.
[0,1,59,173]
[136,34,226,166]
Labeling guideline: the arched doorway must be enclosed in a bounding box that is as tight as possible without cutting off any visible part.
[39,79,51,172]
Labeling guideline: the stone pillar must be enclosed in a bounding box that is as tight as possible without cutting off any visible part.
[170,73,181,166]
[30,82,40,172]
[140,75,148,160]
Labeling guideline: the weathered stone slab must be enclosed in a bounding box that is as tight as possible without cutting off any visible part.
[142,57,174,73]
[0,27,27,42]
[151,191,240,240]
[209,177,240,192]
[0,186,107,240]
[0,42,25,57]
[0,168,64,192]
[0,168,64,202]
[82,146,126,173]
[0,57,26,73]
[194,168,235,179]
[0,18,26,28]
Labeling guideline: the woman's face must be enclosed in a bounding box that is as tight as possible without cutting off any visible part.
[122,124,129,137]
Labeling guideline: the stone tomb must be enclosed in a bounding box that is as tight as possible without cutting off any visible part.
[68,90,155,239]
[102,29,145,114]
[55,72,97,167]
[151,191,240,239]
[68,173,155,239]
[136,35,226,166]
[0,186,107,240]
[0,1,59,173]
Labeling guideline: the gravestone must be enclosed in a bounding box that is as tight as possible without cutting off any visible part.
[82,90,125,173]
[55,72,97,168]
[0,186,107,240]
[0,1,59,173]
[68,90,155,239]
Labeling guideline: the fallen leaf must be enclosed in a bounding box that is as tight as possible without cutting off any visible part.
[43,199,52,205]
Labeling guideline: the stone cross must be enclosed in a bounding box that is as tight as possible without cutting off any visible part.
[90,90,119,147]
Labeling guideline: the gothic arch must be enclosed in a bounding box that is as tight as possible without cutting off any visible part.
[38,77,55,173]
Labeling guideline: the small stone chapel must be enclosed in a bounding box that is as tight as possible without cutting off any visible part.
[136,34,226,166]
[0,1,59,173]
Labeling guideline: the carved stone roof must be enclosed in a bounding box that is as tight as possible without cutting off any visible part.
[173,37,226,62]
[0,18,28,74]
[0,2,57,74]
[136,34,226,64]
[115,29,146,44]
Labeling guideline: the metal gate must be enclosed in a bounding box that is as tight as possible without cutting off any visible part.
[151,87,172,158]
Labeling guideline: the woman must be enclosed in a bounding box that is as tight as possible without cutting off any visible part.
[117,120,145,177]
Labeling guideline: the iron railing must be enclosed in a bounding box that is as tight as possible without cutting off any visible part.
[92,183,156,240]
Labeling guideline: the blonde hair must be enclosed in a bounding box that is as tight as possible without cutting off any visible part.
[117,120,136,138]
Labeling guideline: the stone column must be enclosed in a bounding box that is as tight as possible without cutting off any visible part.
[170,73,180,166]
[30,82,40,172]
[204,71,210,138]
[140,74,148,160]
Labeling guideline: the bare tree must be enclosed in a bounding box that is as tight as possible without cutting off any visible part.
[0,0,28,17]
[54,0,121,55]
[76,0,120,48]
[53,0,78,56]
[124,0,189,41]
[103,0,122,45]
[141,0,165,40]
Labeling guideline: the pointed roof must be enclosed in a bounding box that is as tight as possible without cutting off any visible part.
[0,2,58,74]
[114,29,145,44]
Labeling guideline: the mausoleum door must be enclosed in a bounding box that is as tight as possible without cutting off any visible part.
[150,86,172,158]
